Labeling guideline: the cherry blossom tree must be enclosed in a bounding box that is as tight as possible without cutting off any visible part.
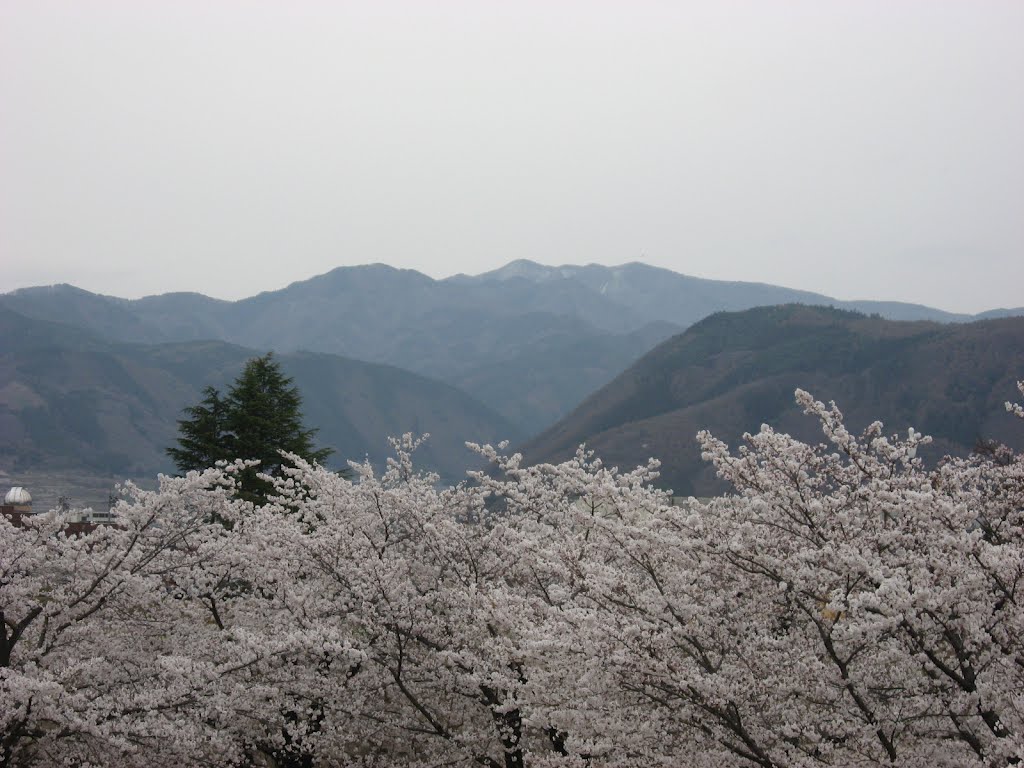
[233,435,534,766]
[519,384,1024,766]
[687,388,1024,765]
[3,384,1022,766]
[0,468,256,766]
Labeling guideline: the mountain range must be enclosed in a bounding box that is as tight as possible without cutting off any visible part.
[4,260,1020,435]
[0,306,518,483]
[3,262,1023,491]
[521,305,1024,496]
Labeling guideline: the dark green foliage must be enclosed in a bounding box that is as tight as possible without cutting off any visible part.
[166,386,228,475]
[168,354,332,504]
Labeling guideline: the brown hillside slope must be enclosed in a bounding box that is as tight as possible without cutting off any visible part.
[520,305,1024,496]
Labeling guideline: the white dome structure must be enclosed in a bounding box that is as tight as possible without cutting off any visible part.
[5,486,32,505]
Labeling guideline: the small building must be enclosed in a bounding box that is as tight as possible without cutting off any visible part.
[4,486,32,514]
[1,486,109,534]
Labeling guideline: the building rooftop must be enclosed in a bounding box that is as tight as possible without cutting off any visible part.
[4,486,31,505]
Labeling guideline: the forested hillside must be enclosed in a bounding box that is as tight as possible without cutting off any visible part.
[0,307,519,482]
[522,305,1024,495]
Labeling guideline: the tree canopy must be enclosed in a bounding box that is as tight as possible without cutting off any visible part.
[7,383,1024,766]
[165,385,227,473]
[167,353,332,503]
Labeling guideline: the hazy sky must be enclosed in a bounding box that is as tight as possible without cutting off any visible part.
[1,1,1021,312]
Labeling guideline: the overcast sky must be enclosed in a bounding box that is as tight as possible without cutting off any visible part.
[1,1,1021,312]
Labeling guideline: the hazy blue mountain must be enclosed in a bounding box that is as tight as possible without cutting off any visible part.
[1,284,163,343]
[2,265,673,434]
[4,261,1018,436]
[975,307,1024,320]
[521,306,1024,497]
[455,260,977,326]
[458,260,834,328]
[129,292,234,341]
[452,320,678,431]
[0,306,520,483]
[835,299,968,323]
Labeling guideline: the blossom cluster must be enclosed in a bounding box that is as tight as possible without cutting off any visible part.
[3,387,1023,767]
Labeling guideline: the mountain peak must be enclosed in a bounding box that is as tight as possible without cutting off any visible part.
[477,259,586,282]
[8,283,93,297]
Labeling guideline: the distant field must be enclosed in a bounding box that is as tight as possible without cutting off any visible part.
[0,468,158,513]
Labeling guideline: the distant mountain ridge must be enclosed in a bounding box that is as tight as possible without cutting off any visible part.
[456,259,999,325]
[0,306,519,483]
[4,261,1020,435]
[521,305,1024,496]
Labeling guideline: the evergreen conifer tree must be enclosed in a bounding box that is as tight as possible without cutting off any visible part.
[167,386,227,473]
[168,354,332,504]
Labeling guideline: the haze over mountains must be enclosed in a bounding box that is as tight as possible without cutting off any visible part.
[4,261,1020,436]
[2,261,1022,489]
